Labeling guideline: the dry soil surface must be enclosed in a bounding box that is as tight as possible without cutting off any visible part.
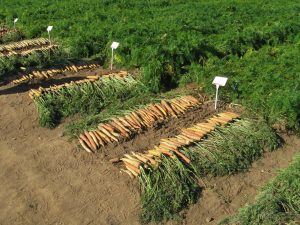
[0,75,299,225]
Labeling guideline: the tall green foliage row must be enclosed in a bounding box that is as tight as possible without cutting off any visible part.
[0,0,299,87]
[34,75,145,128]
[180,41,300,131]
[139,119,280,223]
[220,152,300,225]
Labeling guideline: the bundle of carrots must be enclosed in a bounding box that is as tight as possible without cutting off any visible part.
[28,71,128,99]
[12,64,101,84]
[78,96,201,153]
[120,111,240,178]
[0,38,58,57]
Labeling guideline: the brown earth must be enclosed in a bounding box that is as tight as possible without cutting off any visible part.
[0,75,299,225]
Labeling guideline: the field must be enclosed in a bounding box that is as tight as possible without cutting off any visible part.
[0,1,299,225]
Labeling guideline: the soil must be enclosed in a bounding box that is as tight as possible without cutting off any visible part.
[0,74,299,225]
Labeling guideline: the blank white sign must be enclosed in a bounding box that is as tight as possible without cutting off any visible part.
[47,26,53,32]
[14,18,18,23]
[212,76,228,86]
[111,41,119,49]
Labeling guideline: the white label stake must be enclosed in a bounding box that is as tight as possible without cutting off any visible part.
[47,26,53,45]
[110,41,119,70]
[212,76,228,110]
[13,18,18,29]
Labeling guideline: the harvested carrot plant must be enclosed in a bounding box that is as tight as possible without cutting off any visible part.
[78,95,201,152]
[12,63,100,84]
[31,73,144,128]
[120,115,280,223]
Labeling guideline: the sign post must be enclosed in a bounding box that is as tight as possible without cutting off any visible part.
[212,76,228,110]
[47,26,53,45]
[13,18,18,29]
[110,41,119,70]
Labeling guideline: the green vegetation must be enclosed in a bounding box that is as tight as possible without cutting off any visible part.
[0,29,24,43]
[221,152,300,225]
[139,119,280,223]
[34,75,145,128]
[180,42,300,131]
[1,0,299,131]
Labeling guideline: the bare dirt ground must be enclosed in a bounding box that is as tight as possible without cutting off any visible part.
[0,74,299,225]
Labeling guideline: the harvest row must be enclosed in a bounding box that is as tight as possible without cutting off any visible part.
[12,63,100,84]
[120,111,240,178]
[78,95,201,152]
[28,70,128,99]
[0,37,58,57]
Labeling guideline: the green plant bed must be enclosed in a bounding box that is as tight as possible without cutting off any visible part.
[139,119,281,223]
[33,75,146,128]
[220,151,300,225]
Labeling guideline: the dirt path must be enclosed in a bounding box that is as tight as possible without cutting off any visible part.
[0,84,299,225]
[0,90,141,225]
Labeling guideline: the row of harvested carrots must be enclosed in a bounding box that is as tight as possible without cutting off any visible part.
[0,44,58,57]
[28,71,128,99]
[78,96,201,153]
[120,111,240,178]
[0,38,49,52]
[12,64,101,84]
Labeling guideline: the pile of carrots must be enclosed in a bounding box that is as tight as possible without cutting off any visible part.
[0,38,57,57]
[28,71,128,99]
[78,96,201,153]
[120,111,240,178]
[12,64,100,84]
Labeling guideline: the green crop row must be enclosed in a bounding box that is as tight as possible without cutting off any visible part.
[220,151,300,225]
[180,41,300,131]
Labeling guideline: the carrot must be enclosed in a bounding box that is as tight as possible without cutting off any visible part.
[109,157,120,163]
[78,138,93,153]
[172,149,190,164]
[121,169,134,179]
[177,134,193,143]
[101,124,120,137]
[98,126,118,142]
[141,154,158,165]
[95,130,111,143]
[154,146,174,157]
[131,112,146,127]
[154,104,168,117]
[89,131,99,148]
[122,159,141,171]
[148,149,162,157]
[112,118,131,133]
[131,152,148,164]
[84,131,97,151]
[127,113,143,128]
[79,133,93,150]
[161,100,177,117]
[109,121,129,138]
[118,117,134,129]
[124,115,140,129]
[124,164,139,177]
[92,130,105,146]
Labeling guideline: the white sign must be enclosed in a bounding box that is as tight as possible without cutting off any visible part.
[14,18,19,23]
[213,76,228,87]
[47,26,53,32]
[212,76,228,110]
[111,41,119,49]
[110,41,120,70]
